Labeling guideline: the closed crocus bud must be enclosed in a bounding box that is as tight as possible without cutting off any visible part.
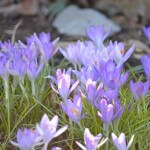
[10,128,41,150]
[130,80,149,100]
[141,54,150,79]
[61,95,86,123]
[76,128,107,150]
[27,61,44,81]
[111,133,134,150]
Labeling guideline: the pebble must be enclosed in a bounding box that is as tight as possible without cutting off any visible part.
[52,5,121,37]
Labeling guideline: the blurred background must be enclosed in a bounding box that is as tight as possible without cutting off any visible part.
[0,0,150,54]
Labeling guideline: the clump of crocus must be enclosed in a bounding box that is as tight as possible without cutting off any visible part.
[86,25,111,49]
[143,26,150,41]
[47,69,79,101]
[60,95,86,123]
[76,128,107,150]
[36,114,68,150]
[130,80,149,100]
[97,99,124,125]
[111,133,134,150]
[141,54,150,79]
[10,128,41,150]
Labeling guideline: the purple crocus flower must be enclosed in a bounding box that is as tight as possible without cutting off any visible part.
[73,65,99,85]
[0,55,9,79]
[85,79,103,106]
[94,88,119,106]
[27,61,44,81]
[141,54,150,79]
[111,133,134,150]
[7,59,27,80]
[98,60,122,90]
[76,128,107,150]
[108,41,135,67]
[34,32,59,64]
[143,26,150,41]
[10,128,41,150]
[86,25,111,49]
[47,69,79,101]
[59,40,85,66]
[130,80,149,100]
[97,99,124,125]
[36,114,68,150]
[60,95,86,123]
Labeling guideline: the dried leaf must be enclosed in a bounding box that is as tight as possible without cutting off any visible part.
[0,0,39,16]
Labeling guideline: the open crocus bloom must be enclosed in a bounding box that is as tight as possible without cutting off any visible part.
[86,25,111,49]
[10,128,41,150]
[61,95,86,123]
[76,128,107,150]
[47,68,79,101]
[36,114,68,144]
[97,99,124,125]
[130,80,149,100]
[108,41,135,67]
[111,133,134,150]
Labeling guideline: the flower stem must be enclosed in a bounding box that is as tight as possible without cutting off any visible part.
[3,77,10,136]
[31,80,36,96]
[103,124,109,150]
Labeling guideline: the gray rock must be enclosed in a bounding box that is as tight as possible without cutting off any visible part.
[52,5,121,37]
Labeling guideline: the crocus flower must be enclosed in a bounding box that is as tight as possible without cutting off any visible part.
[76,128,107,150]
[60,95,86,123]
[86,25,111,49]
[47,69,79,101]
[111,133,134,150]
[97,99,124,125]
[108,41,135,67]
[85,79,103,106]
[27,61,44,81]
[36,114,68,150]
[141,54,150,79]
[7,59,27,80]
[73,65,99,85]
[34,32,59,64]
[10,128,41,150]
[143,26,150,41]
[59,40,85,66]
[0,55,9,79]
[98,60,122,90]
[130,80,149,100]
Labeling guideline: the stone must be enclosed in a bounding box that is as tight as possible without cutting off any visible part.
[94,0,150,23]
[52,5,121,37]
